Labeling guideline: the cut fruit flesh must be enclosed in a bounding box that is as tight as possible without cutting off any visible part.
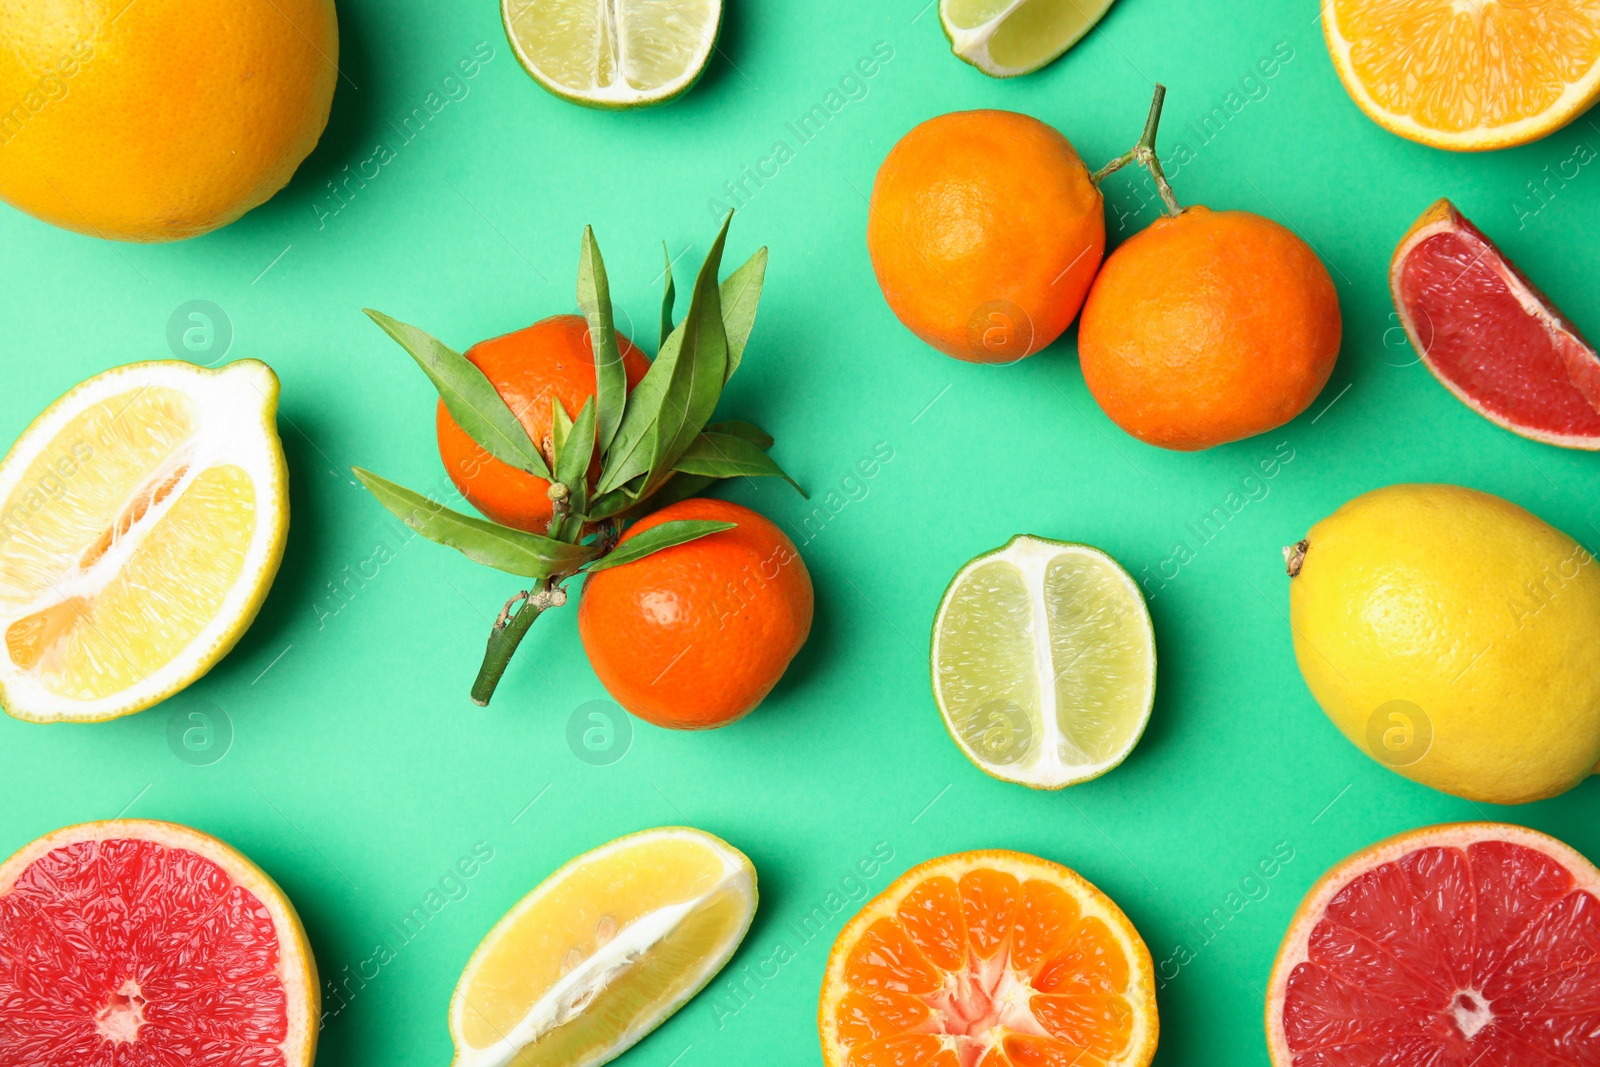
[0,819,319,1067]
[819,850,1158,1067]
[1266,822,1600,1067]
[1391,198,1600,449]
[449,827,756,1067]
[940,0,1117,78]
[501,0,721,108]
[0,360,287,722]
[1323,0,1600,150]
[932,536,1155,790]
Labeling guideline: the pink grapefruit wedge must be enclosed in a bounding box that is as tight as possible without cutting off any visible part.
[1391,198,1600,449]
[1266,822,1600,1067]
[0,820,319,1065]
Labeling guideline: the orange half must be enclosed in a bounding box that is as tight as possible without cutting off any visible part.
[819,850,1157,1067]
[1324,0,1600,150]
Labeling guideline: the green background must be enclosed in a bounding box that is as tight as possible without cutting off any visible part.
[2,1,1599,1064]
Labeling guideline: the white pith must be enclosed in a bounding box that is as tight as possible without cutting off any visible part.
[449,827,756,1067]
[1391,209,1600,450]
[1323,0,1600,150]
[818,851,1158,1067]
[501,0,720,106]
[939,0,1116,78]
[0,819,319,1067]
[0,360,287,723]
[1265,822,1600,1066]
[931,536,1156,790]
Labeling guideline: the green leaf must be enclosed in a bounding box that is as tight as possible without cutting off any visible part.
[706,419,774,450]
[584,519,736,574]
[553,396,596,491]
[550,397,574,461]
[584,484,641,522]
[364,309,551,480]
[552,396,597,539]
[355,467,595,578]
[659,241,677,351]
[588,419,778,521]
[595,215,746,500]
[595,326,680,496]
[617,473,717,520]
[641,215,733,495]
[578,227,628,456]
[674,432,805,494]
[719,247,767,379]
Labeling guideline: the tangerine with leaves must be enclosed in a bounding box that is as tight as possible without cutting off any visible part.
[579,498,812,730]
[436,315,652,533]
[355,217,805,706]
[1078,87,1341,451]
[868,109,1105,363]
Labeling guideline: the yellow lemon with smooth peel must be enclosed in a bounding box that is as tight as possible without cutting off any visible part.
[1287,483,1600,805]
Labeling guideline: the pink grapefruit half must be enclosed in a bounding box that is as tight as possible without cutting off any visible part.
[1391,198,1600,449]
[0,819,319,1065]
[1266,822,1600,1066]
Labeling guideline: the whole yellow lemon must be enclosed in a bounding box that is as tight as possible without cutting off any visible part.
[1288,483,1600,805]
[0,0,337,242]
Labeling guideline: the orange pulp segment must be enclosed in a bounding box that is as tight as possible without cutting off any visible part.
[820,851,1157,1067]
[1324,0,1600,150]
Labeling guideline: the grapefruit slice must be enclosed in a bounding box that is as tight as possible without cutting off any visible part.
[448,827,756,1067]
[1324,0,1600,150]
[1266,822,1600,1067]
[819,850,1158,1067]
[1391,198,1600,449]
[0,819,319,1065]
[0,360,288,722]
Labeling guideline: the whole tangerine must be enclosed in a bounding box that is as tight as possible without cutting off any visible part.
[0,0,338,242]
[437,314,651,532]
[867,109,1105,363]
[1078,206,1341,450]
[578,498,813,730]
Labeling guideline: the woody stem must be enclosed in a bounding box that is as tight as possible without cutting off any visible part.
[470,578,567,706]
[1090,83,1182,218]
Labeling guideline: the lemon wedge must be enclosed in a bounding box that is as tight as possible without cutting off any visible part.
[932,535,1156,789]
[449,827,756,1067]
[0,360,288,723]
[940,0,1117,78]
[502,0,722,108]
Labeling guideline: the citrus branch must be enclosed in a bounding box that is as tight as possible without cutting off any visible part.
[1091,83,1182,218]
[471,579,570,706]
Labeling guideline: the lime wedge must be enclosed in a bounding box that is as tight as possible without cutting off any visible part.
[931,535,1155,789]
[502,0,722,108]
[940,0,1116,78]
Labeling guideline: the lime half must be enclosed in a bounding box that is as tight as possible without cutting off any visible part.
[939,0,1117,78]
[502,0,722,108]
[931,535,1155,789]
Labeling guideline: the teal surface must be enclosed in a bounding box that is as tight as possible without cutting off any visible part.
[2,2,1599,1065]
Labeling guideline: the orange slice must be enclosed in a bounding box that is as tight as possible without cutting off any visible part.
[1323,0,1600,150]
[819,850,1157,1067]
